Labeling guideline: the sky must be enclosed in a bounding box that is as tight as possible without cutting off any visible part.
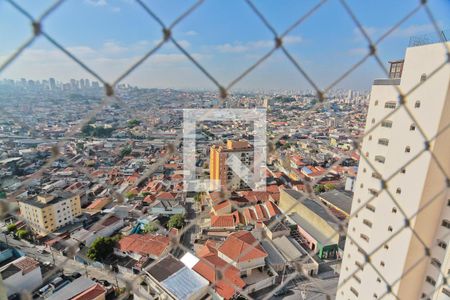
[0,0,449,91]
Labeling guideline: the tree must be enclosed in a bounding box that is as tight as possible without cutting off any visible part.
[16,229,29,239]
[127,119,141,128]
[87,236,117,261]
[143,222,159,233]
[167,214,185,229]
[6,223,16,233]
[120,145,132,158]
[125,191,136,199]
[194,193,202,202]
[313,184,326,194]
[324,183,336,191]
[0,190,6,199]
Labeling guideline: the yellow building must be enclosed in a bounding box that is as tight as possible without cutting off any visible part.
[210,140,253,191]
[18,191,82,236]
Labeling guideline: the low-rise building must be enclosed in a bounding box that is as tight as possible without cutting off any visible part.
[18,191,82,235]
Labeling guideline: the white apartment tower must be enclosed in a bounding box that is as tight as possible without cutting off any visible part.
[337,41,450,300]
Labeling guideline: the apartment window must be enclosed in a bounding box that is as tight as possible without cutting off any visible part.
[377,277,382,283]
[392,207,397,213]
[405,146,411,153]
[371,118,375,124]
[415,100,421,108]
[410,124,416,131]
[426,276,436,286]
[384,244,389,250]
[363,219,373,228]
[368,136,372,141]
[378,138,389,146]
[401,168,406,174]
[360,233,370,242]
[447,199,450,206]
[431,258,442,268]
[437,240,447,249]
[350,287,359,297]
[420,73,427,82]
[396,188,401,194]
[374,293,378,299]
[381,120,393,128]
[385,101,396,109]
[388,226,393,232]
[360,183,364,188]
[443,288,450,297]
[442,219,450,229]
[366,204,376,212]
[380,261,385,267]
[375,155,386,164]
[368,188,379,196]
[355,261,364,270]
[374,100,379,106]
[372,172,381,179]
[353,274,361,283]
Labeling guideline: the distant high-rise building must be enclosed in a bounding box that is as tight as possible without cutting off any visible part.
[85,78,90,88]
[210,140,253,191]
[49,77,56,90]
[337,42,450,300]
[80,78,85,89]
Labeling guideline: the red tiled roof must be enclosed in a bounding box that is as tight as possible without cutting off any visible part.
[117,234,169,258]
[264,201,280,217]
[211,215,235,228]
[72,283,106,300]
[193,241,245,300]
[213,200,232,214]
[218,231,267,262]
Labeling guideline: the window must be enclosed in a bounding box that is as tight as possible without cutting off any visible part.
[396,188,401,194]
[443,288,450,297]
[355,261,364,270]
[442,219,450,229]
[368,135,372,141]
[381,120,393,128]
[388,226,393,232]
[374,293,378,299]
[374,100,379,106]
[431,258,441,268]
[392,207,397,213]
[380,261,385,267]
[405,146,411,153]
[385,101,397,109]
[437,240,447,249]
[372,172,381,179]
[384,244,389,250]
[378,138,389,146]
[447,199,450,206]
[420,73,427,82]
[360,233,370,242]
[350,287,359,297]
[401,168,406,174]
[410,124,416,131]
[371,118,375,124]
[377,277,382,283]
[426,276,436,286]
[375,155,386,163]
[353,274,361,284]
[368,188,379,196]
[363,219,373,228]
[415,100,421,108]
[366,204,376,212]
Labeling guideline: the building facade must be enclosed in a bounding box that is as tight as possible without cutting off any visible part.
[18,191,82,235]
[210,140,253,191]
[337,41,450,300]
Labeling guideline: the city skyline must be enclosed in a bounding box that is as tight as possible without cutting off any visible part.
[1,0,450,90]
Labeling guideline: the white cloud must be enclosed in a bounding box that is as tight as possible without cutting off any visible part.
[184,30,198,36]
[84,0,107,7]
[216,35,302,53]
